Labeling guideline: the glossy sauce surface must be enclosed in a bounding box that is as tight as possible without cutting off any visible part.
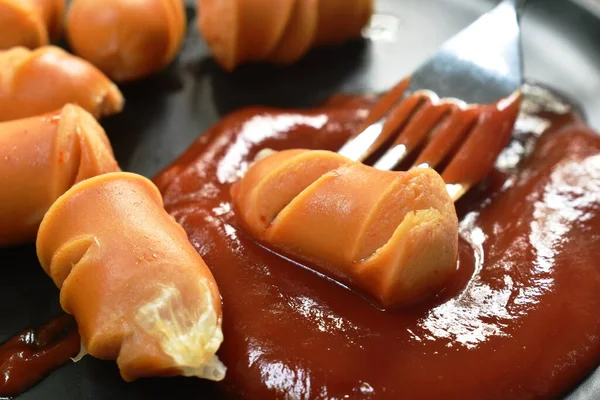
[155,95,600,399]
[0,315,80,398]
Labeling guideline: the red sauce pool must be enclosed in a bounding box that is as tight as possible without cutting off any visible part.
[154,94,600,399]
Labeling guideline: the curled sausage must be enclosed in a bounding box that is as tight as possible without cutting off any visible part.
[313,0,374,47]
[0,104,119,246]
[36,172,226,382]
[66,0,186,82]
[231,149,459,308]
[0,0,65,49]
[0,46,124,122]
[31,0,66,41]
[198,0,374,70]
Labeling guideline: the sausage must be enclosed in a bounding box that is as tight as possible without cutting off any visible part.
[36,172,226,382]
[66,0,186,82]
[0,46,124,121]
[0,0,65,49]
[0,104,119,246]
[197,0,373,70]
[231,149,459,308]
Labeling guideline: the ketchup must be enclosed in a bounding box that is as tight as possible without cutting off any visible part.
[155,94,600,399]
[0,315,80,398]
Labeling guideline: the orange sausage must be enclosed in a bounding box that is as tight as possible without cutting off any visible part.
[66,0,186,82]
[314,0,373,46]
[0,0,65,49]
[30,0,66,41]
[231,149,459,308]
[0,46,124,121]
[198,0,296,71]
[198,0,373,70]
[269,0,318,64]
[37,172,226,382]
[0,0,48,49]
[0,104,119,246]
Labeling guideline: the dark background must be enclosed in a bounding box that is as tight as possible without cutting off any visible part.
[1,0,600,398]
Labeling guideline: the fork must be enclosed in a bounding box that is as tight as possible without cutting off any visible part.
[338,0,523,201]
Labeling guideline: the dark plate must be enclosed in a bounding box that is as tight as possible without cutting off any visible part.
[2,0,600,398]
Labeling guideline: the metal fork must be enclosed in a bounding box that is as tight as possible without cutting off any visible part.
[338,0,523,201]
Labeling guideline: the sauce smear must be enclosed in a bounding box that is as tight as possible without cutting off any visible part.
[0,315,80,398]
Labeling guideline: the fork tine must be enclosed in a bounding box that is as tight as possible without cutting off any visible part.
[373,91,452,170]
[337,79,410,161]
[442,90,521,201]
[411,104,480,169]
[355,78,410,132]
[359,93,424,161]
